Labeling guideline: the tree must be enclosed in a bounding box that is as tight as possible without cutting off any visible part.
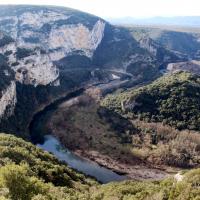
[0,163,49,200]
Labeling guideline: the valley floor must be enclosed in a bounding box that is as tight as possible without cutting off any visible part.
[45,92,175,181]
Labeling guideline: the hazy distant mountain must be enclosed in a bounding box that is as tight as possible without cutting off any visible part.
[107,16,200,27]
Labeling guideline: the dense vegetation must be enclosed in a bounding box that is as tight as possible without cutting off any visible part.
[92,170,200,200]
[100,72,200,168]
[0,133,199,200]
[102,72,200,131]
[132,121,200,168]
[0,133,96,200]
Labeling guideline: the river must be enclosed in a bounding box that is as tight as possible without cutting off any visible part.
[38,135,127,183]
[30,87,128,183]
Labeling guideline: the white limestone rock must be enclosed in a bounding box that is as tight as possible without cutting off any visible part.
[0,10,105,87]
[167,60,200,75]
[0,43,16,54]
[0,81,17,120]
[14,50,59,86]
[0,16,18,39]
[112,74,120,79]
[49,20,105,58]
[174,172,184,182]
[139,37,157,56]
[20,11,70,28]
[49,50,66,61]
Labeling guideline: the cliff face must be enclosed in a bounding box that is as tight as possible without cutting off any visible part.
[167,60,200,75]
[0,6,106,87]
[0,6,182,136]
[0,81,16,120]
[129,26,200,60]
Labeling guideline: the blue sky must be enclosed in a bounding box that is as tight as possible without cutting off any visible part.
[1,0,200,18]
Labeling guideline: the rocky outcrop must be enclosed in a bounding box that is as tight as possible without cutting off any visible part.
[167,60,200,75]
[0,8,105,87]
[0,81,16,121]
[14,50,59,86]
[0,5,184,136]
[49,20,105,58]
[139,37,157,56]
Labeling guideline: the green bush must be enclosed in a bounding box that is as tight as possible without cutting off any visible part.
[0,133,199,200]
[102,72,200,131]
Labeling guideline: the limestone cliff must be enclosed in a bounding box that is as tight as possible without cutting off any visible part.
[0,5,183,136]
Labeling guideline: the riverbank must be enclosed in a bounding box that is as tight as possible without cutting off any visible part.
[46,93,170,180]
[73,148,169,180]
[38,135,128,183]
[29,87,85,143]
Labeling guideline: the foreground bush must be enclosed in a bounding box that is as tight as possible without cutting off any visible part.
[0,133,199,200]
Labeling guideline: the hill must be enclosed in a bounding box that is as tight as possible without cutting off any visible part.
[128,26,200,60]
[0,5,171,138]
[0,133,199,200]
[102,72,200,130]
[101,72,200,168]
[167,60,200,75]
[0,133,96,199]
[108,16,200,27]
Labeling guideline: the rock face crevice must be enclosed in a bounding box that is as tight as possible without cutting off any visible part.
[14,50,60,86]
[49,20,105,58]
[0,81,17,121]
[0,9,105,87]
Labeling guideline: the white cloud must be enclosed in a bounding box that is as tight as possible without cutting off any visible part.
[0,0,199,18]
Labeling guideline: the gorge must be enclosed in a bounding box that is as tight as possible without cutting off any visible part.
[0,4,199,200]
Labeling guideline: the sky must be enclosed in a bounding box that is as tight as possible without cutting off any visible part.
[0,0,200,18]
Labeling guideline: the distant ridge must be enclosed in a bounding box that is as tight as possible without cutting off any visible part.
[107,16,200,27]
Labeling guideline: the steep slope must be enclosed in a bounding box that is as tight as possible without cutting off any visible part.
[0,133,96,199]
[0,133,199,200]
[167,60,200,75]
[128,26,200,60]
[0,133,92,185]
[101,72,200,168]
[102,72,200,130]
[91,169,200,200]
[0,5,171,138]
